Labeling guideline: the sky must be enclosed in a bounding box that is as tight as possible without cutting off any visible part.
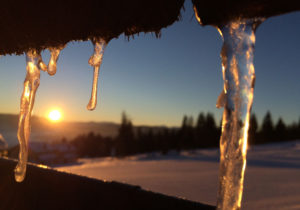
[0,1,299,127]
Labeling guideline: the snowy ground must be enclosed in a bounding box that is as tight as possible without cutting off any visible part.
[56,140,300,210]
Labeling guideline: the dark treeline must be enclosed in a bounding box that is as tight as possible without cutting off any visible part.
[248,111,300,145]
[70,111,300,158]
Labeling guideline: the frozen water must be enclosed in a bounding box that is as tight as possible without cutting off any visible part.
[216,18,263,210]
[38,60,47,72]
[47,45,65,76]
[14,45,65,182]
[15,50,45,182]
[87,38,107,111]
[216,90,226,109]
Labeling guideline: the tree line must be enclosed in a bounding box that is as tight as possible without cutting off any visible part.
[69,111,300,158]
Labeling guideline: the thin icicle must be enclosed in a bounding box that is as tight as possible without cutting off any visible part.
[47,45,65,76]
[39,60,47,72]
[86,38,107,111]
[14,50,44,182]
[216,19,263,210]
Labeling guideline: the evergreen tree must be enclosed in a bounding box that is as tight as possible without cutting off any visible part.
[195,112,206,147]
[248,113,258,145]
[261,111,274,143]
[287,122,298,141]
[204,113,219,147]
[116,112,135,156]
[196,112,205,130]
[297,118,300,139]
[274,118,286,142]
[179,115,194,149]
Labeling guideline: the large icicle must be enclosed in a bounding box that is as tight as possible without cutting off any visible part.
[47,45,65,76]
[86,38,107,111]
[216,19,262,210]
[15,50,44,182]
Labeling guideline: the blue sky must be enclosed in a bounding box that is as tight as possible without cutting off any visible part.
[0,1,299,126]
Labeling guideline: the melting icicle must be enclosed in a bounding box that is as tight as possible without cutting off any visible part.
[39,60,47,72]
[216,19,263,210]
[15,50,44,182]
[86,38,107,111]
[216,90,226,109]
[47,45,65,76]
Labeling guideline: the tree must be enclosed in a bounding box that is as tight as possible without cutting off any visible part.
[178,115,194,150]
[115,112,135,156]
[195,112,206,147]
[274,118,286,142]
[71,132,111,158]
[260,111,274,143]
[204,113,219,147]
[196,112,206,129]
[248,113,258,145]
[297,118,300,139]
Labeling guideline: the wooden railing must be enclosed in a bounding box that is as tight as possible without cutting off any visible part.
[0,158,215,210]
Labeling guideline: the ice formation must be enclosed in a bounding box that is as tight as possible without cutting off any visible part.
[216,19,262,209]
[13,39,104,181]
[15,50,46,182]
[47,45,65,76]
[87,38,107,111]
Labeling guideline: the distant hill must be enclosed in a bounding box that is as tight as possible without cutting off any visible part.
[0,114,174,148]
[0,114,120,147]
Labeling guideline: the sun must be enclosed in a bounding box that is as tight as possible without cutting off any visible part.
[48,109,62,122]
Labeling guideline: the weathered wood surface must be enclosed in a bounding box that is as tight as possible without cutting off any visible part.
[0,0,184,55]
[193,0,300,26]
[0,158,215,210]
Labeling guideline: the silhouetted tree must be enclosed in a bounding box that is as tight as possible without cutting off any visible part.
[298,118,300,139]
[71,132,111,157]
[178,115,194,150]
[274,118,286,142]
[195,112,206,147]
[69,110,300,160]
[204,113,219,147]
[260,111,274,144]
[248,113,258,145]
[287,122,299,141]
[115,112,135,156]
[292,118,300,140]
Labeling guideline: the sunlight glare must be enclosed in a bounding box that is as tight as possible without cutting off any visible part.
[48,109,62,122]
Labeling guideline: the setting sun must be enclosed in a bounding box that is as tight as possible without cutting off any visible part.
[48,110,62,122]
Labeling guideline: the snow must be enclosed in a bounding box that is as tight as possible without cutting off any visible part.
[55,140,300,209]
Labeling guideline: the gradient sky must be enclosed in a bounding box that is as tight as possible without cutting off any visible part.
[0,1,299,127]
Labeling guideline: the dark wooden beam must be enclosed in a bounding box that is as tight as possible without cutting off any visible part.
[192,0,300,26]
[0,0,184,55]
[0,158,215,210]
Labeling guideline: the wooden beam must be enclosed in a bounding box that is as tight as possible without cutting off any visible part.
[0,158,215,210]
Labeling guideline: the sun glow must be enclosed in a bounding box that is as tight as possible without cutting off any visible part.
[48,109,62,122]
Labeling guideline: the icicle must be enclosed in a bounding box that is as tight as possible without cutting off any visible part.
[216,90,226,109]
[39,60,47,72]
[216,19,263,210]
[14,50,44,182]
[86,38,107,111]
[47,45,65,76]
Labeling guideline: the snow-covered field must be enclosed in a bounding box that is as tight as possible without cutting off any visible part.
[56,141,300,210]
